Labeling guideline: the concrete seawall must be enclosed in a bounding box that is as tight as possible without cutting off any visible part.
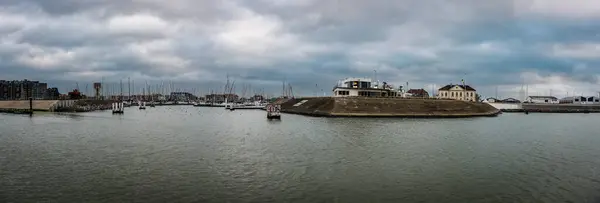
[0,100,59,111]
[280,97,500,118]
[486,103,522,111]
[484,102,600,113]
[522,103,600,113]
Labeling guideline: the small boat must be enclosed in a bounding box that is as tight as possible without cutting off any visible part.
[139,101,146,110]
[266,104,281,120]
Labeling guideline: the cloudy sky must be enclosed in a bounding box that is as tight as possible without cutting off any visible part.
[1,0,600,98]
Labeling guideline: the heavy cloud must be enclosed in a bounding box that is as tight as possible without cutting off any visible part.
[1,0,600,98]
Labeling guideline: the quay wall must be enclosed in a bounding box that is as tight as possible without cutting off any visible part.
[522,103,600,113]
[0,100,61,111]
[0,100,105,112]
[280,97,500,118]
[483,102,600,113]
[487,103,522,110]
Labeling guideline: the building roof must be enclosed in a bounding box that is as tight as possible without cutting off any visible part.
[502,98,520,101]
[528,96,558,100]
[499,98,521,103]
[407,89,429,95]
[438,84,476,91]
[561,96,599,100]
[333,87,392,92]
[340,77,373,83]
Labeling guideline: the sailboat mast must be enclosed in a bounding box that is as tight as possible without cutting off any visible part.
[120,79,123,101]
[132,80,135,100]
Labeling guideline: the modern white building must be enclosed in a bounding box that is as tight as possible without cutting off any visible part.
[332,78,399,97]
[560,96,600,104]
[526,96,559,104]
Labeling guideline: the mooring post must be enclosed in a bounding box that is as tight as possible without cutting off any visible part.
[29,97,33,116]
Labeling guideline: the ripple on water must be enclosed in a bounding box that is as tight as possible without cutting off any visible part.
[2,108,600,202]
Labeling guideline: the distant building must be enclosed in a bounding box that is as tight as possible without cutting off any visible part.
[406,89,429,98]
[0,79,49,100]
[34,83,48,99]
[68,89,83,100]
[437,84,477,101]
[526,96,559,104]
[485,97,521,103]
[46,88,60,99]
[501,98,521,103]
[332,78,399,97]
[560,96,600,104]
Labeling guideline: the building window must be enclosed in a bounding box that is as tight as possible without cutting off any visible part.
[336,91,348,96]
[451,92,454,97]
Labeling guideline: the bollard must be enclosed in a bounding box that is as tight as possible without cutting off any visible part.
[29,97,33,116]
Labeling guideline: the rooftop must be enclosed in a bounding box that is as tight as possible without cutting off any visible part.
[528,96,558,100]
[340,77,373,83]
[438,84,476,91]
[407,89,429,95]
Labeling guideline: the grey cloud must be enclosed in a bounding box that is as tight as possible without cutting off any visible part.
[1,0,600,97]
[0,0,230,22]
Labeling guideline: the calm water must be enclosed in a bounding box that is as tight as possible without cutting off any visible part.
[2,106,600,202]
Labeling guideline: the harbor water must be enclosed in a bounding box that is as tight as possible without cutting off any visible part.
[2,107,600,202]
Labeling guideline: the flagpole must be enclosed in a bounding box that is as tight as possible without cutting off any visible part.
[462,78,466,101]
